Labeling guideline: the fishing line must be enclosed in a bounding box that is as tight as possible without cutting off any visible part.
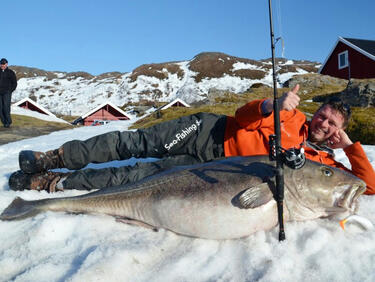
[276,0,285,58]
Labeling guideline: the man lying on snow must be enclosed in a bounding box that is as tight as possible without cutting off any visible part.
[9,84,375,194]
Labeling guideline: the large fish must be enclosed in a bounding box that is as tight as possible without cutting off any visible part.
[0,156,366,239]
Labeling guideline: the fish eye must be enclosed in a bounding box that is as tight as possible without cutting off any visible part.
[321,167,333,177]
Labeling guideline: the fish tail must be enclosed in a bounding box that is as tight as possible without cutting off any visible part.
[0,197,44,221]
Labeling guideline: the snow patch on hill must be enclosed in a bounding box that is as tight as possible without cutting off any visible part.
[11,55,320,116]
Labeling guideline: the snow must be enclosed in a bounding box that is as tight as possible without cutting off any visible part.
[0,115,375,282]
[232,62,262,71]
[284,60,294,65]
[278,68,309,85]
[11,60,321,116]
[12,75,124,116]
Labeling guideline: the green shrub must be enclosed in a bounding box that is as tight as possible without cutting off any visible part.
[346,108,375,144]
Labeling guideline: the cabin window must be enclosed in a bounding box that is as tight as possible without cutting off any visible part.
[338,50,349,69]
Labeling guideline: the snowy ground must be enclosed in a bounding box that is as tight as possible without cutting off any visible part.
[11,105,70,124]
[0,117,375,282]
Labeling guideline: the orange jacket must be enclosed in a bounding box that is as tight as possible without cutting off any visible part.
[223,99,375,195]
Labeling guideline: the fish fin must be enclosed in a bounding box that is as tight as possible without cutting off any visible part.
[238,183,273,209]
[115,217,158,232]
[0,197,42,221]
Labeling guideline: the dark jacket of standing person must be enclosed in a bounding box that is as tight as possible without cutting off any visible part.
[0,62,17,94]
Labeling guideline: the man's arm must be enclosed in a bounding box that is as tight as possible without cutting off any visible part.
[343,142,375,195]
[234,84,301,130]
[10,70,17,92]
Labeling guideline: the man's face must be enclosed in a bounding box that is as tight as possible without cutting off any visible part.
[0,63,7,70]
[309,105,345,144]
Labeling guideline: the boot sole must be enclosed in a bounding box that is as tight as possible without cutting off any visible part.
[19,150,43,174]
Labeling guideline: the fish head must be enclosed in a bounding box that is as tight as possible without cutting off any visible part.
[284,160,366,221]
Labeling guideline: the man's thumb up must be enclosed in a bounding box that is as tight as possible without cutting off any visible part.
[280,84,300,111]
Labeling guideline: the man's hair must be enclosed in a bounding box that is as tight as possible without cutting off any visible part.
[317,97,352,128]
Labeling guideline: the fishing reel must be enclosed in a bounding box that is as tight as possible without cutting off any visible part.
[269,135,306,169]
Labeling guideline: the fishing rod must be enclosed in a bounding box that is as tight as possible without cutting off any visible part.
[267,0,285,241]
[267,0,306,241]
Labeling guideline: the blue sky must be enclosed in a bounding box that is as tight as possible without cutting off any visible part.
[2,0,375,75]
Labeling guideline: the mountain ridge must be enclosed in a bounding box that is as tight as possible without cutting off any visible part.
[10,52,321,116]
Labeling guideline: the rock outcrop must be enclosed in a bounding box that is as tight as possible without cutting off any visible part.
[313,79,375,107]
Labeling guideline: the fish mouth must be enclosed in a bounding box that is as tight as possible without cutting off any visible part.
[336,182,366,213]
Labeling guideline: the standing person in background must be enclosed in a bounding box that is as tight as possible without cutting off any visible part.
[0,58,17,128]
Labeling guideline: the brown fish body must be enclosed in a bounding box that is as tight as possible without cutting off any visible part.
[0,156,366,239]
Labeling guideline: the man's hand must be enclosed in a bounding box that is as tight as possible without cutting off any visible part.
[262,84,300,115]
[327,129,353,149]
[279,84,300,111]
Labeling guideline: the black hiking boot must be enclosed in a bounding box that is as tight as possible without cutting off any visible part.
[19,147,65,174]
[9,170,71,193]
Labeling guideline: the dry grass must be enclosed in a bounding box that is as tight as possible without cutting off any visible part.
[12,66,59,80]
[130,63,184,82]
[188,53,320,83]
[62,72,94,80]
[131,87,290,129]
[11,114,73,128]
[55,115,80,123]
[131,104,236,130]
[130,85,375,144]
[0,114,74,145]
[189,52,268,83]
[347,107,375,144]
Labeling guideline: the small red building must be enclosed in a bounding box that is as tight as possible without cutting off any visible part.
[75,102,131,126]
[14,97,56,116]
[319,37,375,79]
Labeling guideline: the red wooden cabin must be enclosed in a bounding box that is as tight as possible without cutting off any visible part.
[319,37,375,80]
[76,102,131,126]
[14,98,55,116]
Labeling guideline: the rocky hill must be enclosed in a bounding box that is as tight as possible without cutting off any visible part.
[10,52,321,116]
